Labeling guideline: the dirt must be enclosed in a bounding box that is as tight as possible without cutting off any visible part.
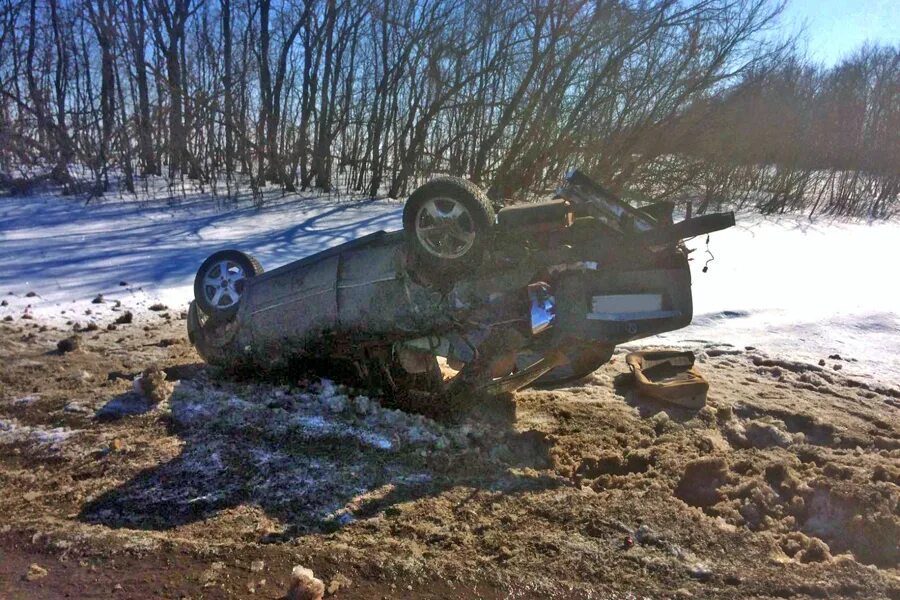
[1,309,899,599]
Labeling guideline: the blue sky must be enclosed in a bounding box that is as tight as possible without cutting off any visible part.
[780,0,899,66]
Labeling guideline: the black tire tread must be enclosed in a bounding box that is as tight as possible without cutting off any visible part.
[402,176,495,277]
[403,176,495,229]
[193,249,263,323]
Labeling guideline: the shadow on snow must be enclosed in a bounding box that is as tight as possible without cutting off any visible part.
[0,189,401,301]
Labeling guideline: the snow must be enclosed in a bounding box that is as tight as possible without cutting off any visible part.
[1,186,898,385]
[0,416,77,448]
[103,378,458,526]
[656,213,900,385]
[0,184,402,322]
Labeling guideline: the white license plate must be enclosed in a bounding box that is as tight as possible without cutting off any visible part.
[590,294,662,313]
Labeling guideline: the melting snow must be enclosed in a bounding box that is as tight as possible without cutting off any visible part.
[12,395,40,406]
[85,379,448,528]
[0,417,77,447]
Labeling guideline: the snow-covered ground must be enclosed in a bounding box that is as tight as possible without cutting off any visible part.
[0,184,403,315]
[657,213,900,385]
[1,186,898,385]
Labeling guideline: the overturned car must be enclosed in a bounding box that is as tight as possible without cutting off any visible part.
[187,171,734,407]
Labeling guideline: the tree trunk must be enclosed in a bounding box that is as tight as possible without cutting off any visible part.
[222,0,234,176]
[313,0,336,191]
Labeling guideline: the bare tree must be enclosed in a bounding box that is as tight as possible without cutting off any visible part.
[0,0,894,217]
[150,0,195,177]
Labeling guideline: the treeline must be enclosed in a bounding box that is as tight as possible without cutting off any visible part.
[672,45,900,218]
[0,0,896,218]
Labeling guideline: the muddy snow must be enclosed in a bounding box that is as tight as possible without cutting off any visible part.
[1,308,898,598]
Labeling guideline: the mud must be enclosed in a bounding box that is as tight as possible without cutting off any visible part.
[0,311,898,599]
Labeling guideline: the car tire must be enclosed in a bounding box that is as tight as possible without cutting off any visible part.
[193,250,263,323]
[403,177,495,277]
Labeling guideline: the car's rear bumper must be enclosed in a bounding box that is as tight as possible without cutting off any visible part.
[549,254,692,345]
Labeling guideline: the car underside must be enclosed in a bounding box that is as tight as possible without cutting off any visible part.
[187,170,734,412]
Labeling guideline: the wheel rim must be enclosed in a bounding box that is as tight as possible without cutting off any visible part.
[202,260,246,309]
[415,197,477,259]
